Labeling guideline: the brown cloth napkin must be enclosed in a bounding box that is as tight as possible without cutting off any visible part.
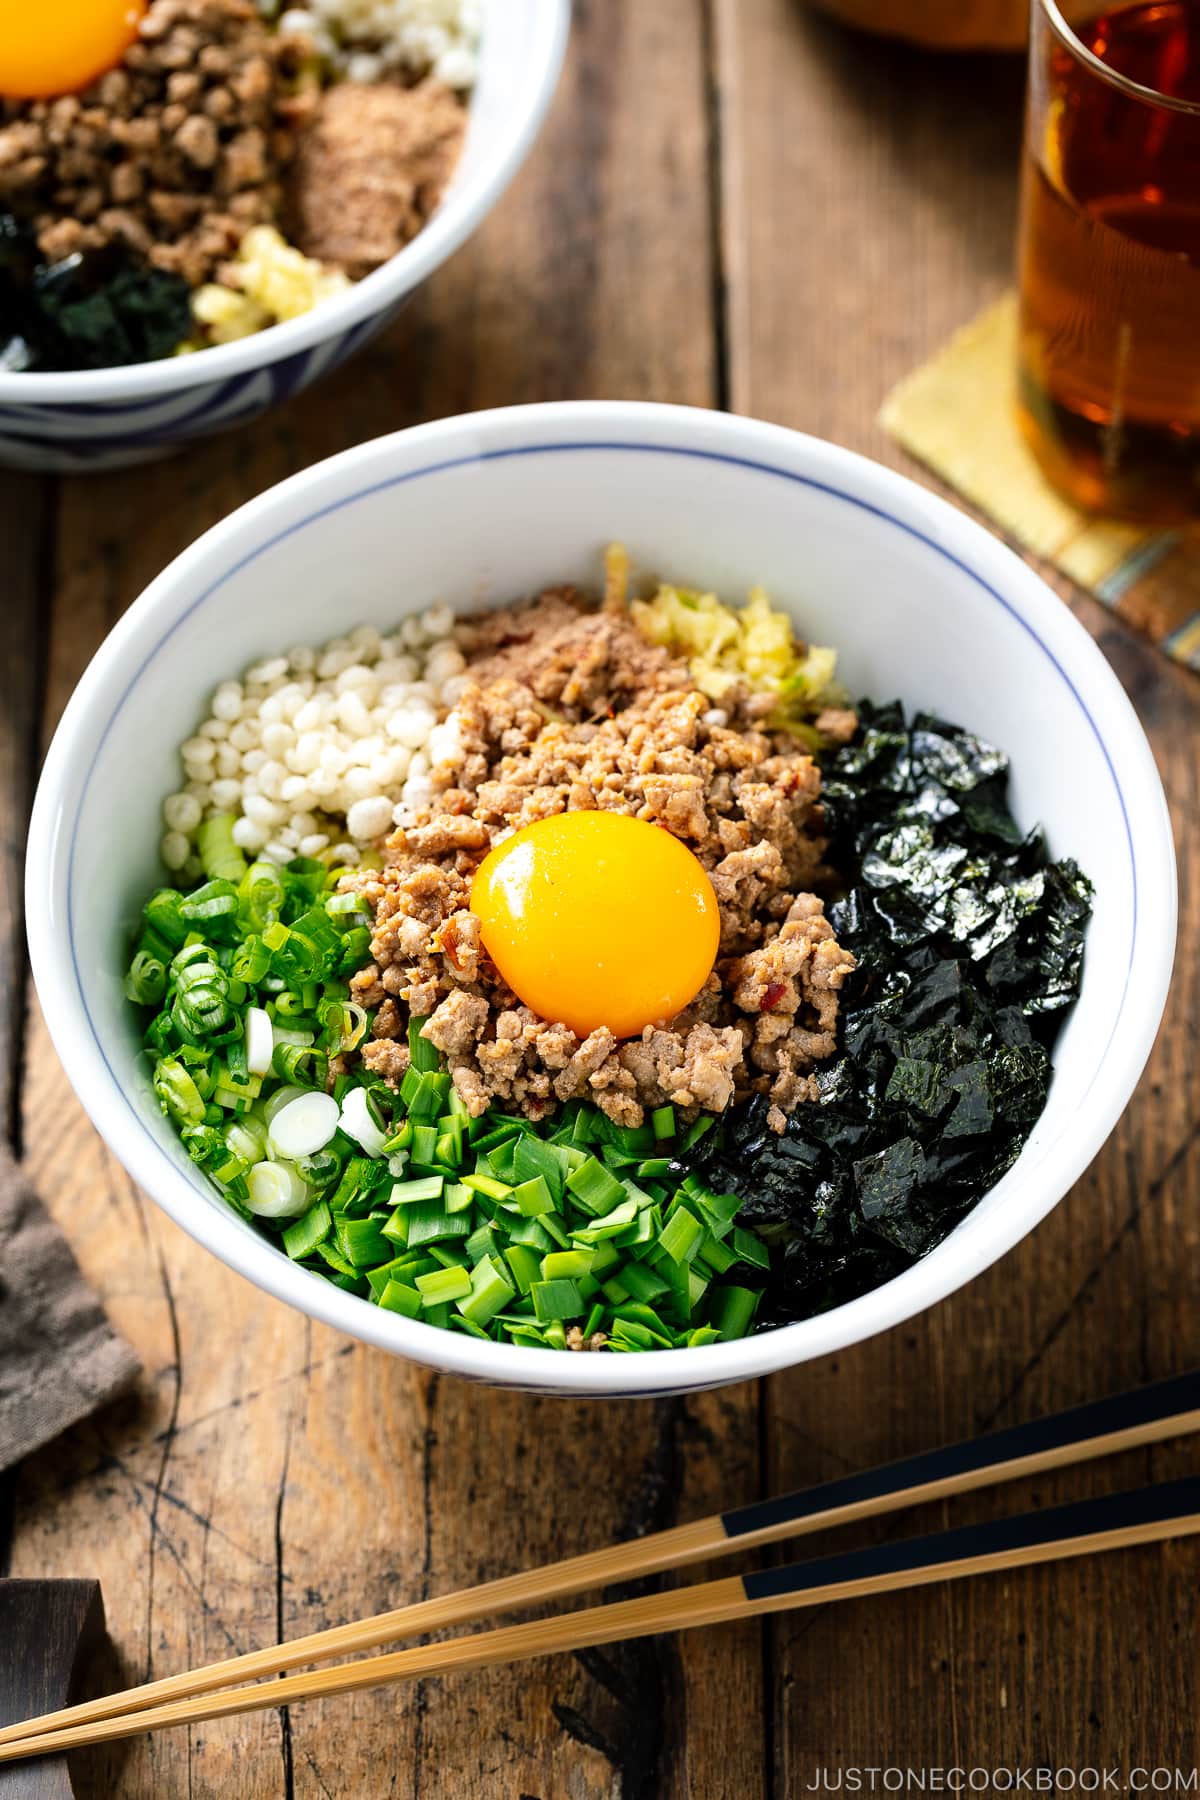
[0,1144,140,1471]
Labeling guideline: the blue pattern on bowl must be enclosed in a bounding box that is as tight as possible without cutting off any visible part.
[0,305,401,472]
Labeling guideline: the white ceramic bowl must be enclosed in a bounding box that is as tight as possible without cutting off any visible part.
[26,402,1177,1395]
[0,0,568,473]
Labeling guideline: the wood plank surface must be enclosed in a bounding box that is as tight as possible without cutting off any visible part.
[0,475,51,1148]
[715,2,1199,1788]
[1,1,1196,1796]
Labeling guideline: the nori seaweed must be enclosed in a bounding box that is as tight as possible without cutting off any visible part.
[690,700,1094,1329]
[0,215,192,372]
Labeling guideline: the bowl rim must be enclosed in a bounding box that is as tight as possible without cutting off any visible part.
[25,401,1178,1396]
[0,0,570,406]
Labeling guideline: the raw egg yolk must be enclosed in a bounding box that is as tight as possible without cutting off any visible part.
[0,0,146,100]
[470,812,720,1040]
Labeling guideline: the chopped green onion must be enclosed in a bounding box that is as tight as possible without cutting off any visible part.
[409,1122,439,1165]
[732,1226,770,1270]
[539,1212,570,1249]
[336,1216,391,1269]
[270,1041,328,1087]
[541,1249,593,1282]
[427,1243,469,1270]
[509,1175,555,1217]
[367,1254,433,1294]
[680,1114,715,1151]
[225,1114,268,1163]
[144,888,189,948]
[325,891,371,922]
[408,1015,441,1073]
[124,949,166,1006]
[435,1129,463,1168]
[700,1233,738,1275]
[531,1278,584,1323]
[378,1280,423,1319]
[179,879,241,943]
[503,1243,542,1295]
[282,1201,331,1261]
[461,1171,512,1203]
[582,1302,606,1338]
[415,1265,473,1306]
[619,1261,670,1303]
[382,1118,413,1154]
[710,1285,759,1341]
[315,1240,360,1278]
[196,814,247,885]
[506,1215,556,1253]
[130,845,772,1354]
[512,1134,567,1201]
[572,1196,639,1242]
[465,1220,501,1263]
[457,1256,516,1327]
[565,1156,626,1216]
[153,1057,207,1126]
[389,1175,444,1205]
[659,1206,704,1265]
[401,1201,472,1248]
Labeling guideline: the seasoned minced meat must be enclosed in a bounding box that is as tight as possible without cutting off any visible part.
[456,588,687,717]
[289,78,466,279]
[349,591,857,1131]
[0,0,309,286]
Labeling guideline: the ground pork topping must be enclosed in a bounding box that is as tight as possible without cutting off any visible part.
[0,0,311,286]
[350,590,856,1131]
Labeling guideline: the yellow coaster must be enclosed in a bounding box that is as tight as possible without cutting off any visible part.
[881,293,1200,671]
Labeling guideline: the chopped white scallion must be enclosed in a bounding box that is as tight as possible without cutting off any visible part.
[245,1006,275,1077]
[267,1091,340,1159]
[339,1087,389,1159]
[226,1116,268,1164]
[264,1083,308,1124]
[245,1161,311,1219]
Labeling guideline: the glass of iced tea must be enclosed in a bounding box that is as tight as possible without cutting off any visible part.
[1017,0,1200,521]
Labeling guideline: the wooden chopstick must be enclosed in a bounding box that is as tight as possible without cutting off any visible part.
[3,1476,1197,1764]
[2,1366,1196,1753]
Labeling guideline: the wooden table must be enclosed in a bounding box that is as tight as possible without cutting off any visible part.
[2,5,1197,1795]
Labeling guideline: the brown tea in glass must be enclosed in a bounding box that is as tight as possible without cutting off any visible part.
[1017,0,1200,521]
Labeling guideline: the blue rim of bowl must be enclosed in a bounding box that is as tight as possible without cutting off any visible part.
[68,438,1137,1363]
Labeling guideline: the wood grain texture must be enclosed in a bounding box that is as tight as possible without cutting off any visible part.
[714,1,1199,1786]
[0,476,51,1149]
